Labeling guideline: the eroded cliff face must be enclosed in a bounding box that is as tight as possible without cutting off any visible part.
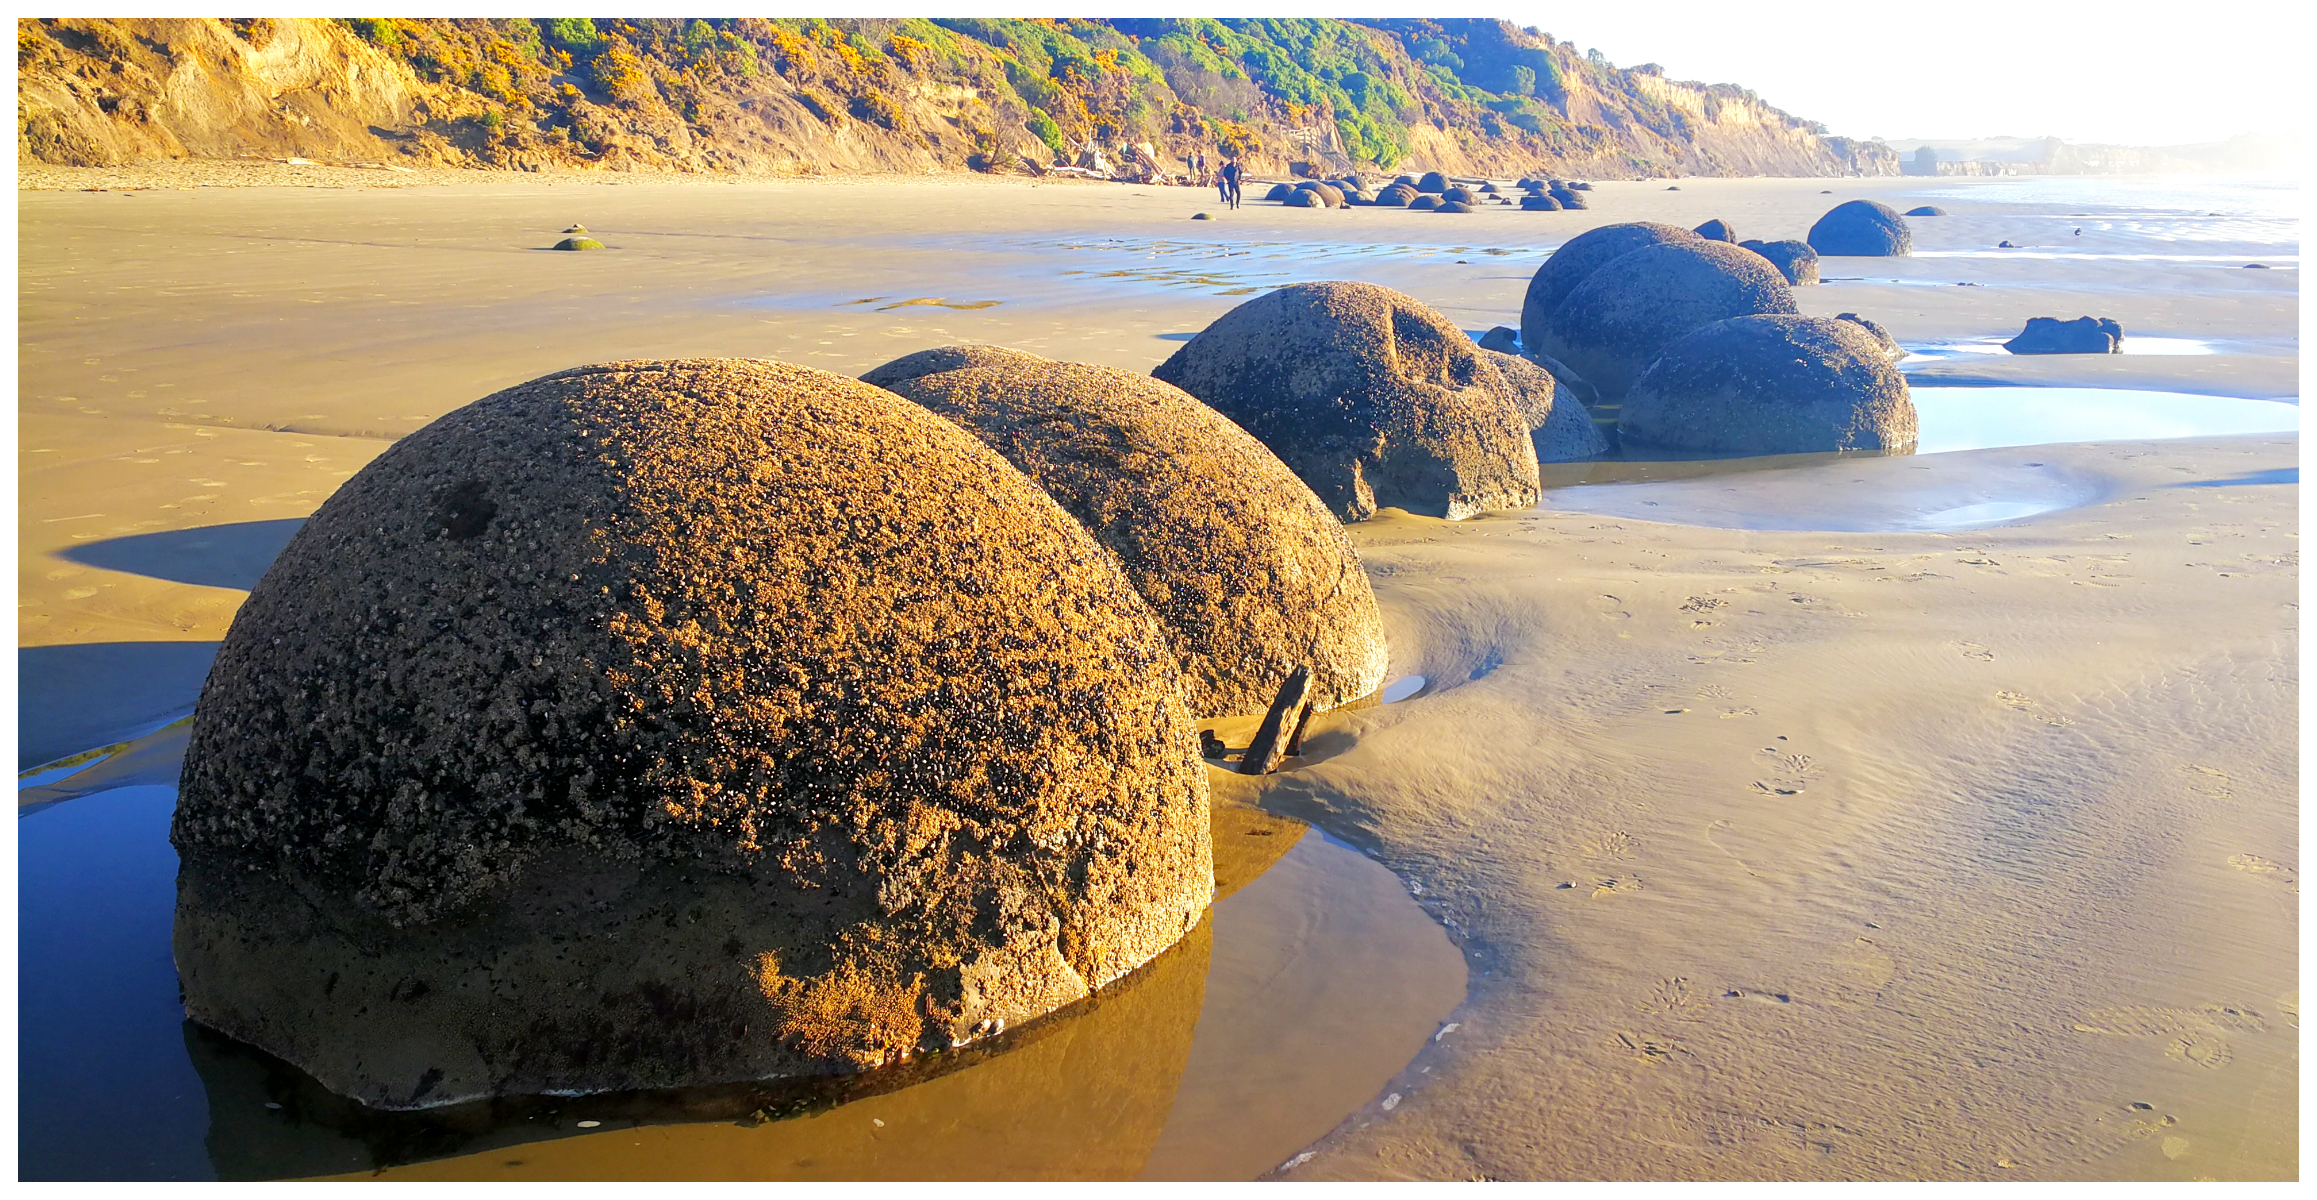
[17,17,1895,179]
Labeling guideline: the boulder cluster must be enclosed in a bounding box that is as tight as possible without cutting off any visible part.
[1517,218,1918,455]
[174,347,1402,1110]
[1255,170,1596,215]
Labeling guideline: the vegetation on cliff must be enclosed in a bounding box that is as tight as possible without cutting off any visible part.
[17,16,1896,178]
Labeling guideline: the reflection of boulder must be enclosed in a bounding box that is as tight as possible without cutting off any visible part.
[1482,349,1609,462]
[1518,222,1703,363]
[2003,315,2123,354]
[877,360,1389,717]
[1532,240,1799,400]
[174,359,1215,1110]
[198,908,1221,1181]
[1153,282,1540,523]
[1619,315,1918,456]
[1807,199,1913,256]
[1739,239,1820,286]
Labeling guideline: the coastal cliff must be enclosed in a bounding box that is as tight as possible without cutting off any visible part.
[18,17,1897,179]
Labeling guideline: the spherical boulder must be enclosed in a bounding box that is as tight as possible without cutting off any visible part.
[1408,194,1442,211]
[1570,181,1593,191]
[172,358,1215,1110]
[1619,316,1917,455]
[1518,222,1705,359]
[1547,186,1587,209]
[1436,200,1475,214]
[1479,182,1501,194]
[1153,281,1540,523]
[1533,240,1800,400]
[1374,187,1414,207]
[1834,312,1903,359]
[1694,219,1738,242]
[1904,206,1946,216]
[552,237,605,251]
[878,361,1390,716]
[1519,193,1562,212]
[1417,171,1449,193]
[861,344,1053,390]
[1808,199,1914,256]
[1286,189,1324,208]
[1443,186,1478,205]
[1739,238,1821,286]
[1264,183,1295,202]
[1481,349,1608,463]
[1295,181,1344,207]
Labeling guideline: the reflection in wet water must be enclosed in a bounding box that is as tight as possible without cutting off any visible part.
[1902,336,2220,360]
[17,753,1464,1181]
[1907,387,2298,454]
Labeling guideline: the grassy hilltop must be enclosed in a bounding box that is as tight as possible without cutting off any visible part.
[19,16,1895,178]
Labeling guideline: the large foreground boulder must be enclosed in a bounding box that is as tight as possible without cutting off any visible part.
[1531,239,1800,399]
[173,358,1214,1110]
[1619,316,1918,455]
[2004,315,2124,354]
[875,359,1389,716]
[1518,222,1704,363]
[1740,239,1821,286]
[1808,199,1913,256]
[1153,281,1540,522]
[1482,349,1609,462]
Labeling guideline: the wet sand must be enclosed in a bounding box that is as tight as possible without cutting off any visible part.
[16,168,2298,1180]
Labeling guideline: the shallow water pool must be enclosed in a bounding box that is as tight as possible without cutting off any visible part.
[18,736,1463,1181]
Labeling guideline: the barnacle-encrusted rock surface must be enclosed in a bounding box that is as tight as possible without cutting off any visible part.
[172,357,1214,1110]
[1479,349,1608,463]
[1518,221,1704,362]
[1533,239,1800,400]
[1152,281,1540,522]
[876,356,1390,717]
[858,344,1052,390]
[1618,315,1918,455]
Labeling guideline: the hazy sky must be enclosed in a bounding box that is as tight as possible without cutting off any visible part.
[1506,0,2298,146]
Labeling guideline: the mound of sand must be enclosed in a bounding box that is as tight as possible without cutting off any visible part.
[172,357,1213,1109]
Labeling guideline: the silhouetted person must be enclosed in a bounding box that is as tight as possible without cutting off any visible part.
[1220,159,1242,210]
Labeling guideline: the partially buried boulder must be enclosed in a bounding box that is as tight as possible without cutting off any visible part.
[1519,193,1562,212]
[875,359,1390,716]
[1518,221,1704,363]
[1286,189,1323,208]
[1694,218,1738,242]
[1477,325,1522,353]
[552,237,604,251]
[1442,186,1478,204]
[1436,200,1474,214]
[1264,183,1295,202]
[1531,239,1800,399]
[172,358,1215,1110]
[1417,171,1449,193]
[1905,206,1947,216]
[1482,349,1609,462]
[860,343,1052,389]
[1374,187,1414,207]
[1548,185,1586,209]
[1408,194,1442,211]
[1619,316,1917,455]
[1740,238,1821,286]
[1808,199,1913,256]
[1153,281,1540,522]
[2003,316,2123,354]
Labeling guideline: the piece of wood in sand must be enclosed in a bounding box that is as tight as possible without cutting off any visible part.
[1238,664,1313,776]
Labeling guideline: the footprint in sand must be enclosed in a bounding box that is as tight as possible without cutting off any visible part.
[2182,765,2233,800]
[1680,595,1727,614]
[1996,690,2073,726]
[2165,1031,2233,1070]
[1954,641,1995,662]
[2074,1003,2263,1069]
[1610,1030,1686,1065]
[1588,593,1632,619]
[1638,976,1709,1020]
[1750,748,1821,795]
[1591,875,1643,898]
[2225,853,2296,892]
[1717,706,1758,719]
[1582,830,1635,859]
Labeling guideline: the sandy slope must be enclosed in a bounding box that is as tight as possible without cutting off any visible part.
[14,170,2298,1180]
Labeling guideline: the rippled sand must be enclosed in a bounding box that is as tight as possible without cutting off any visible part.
[17,168,2298,1180]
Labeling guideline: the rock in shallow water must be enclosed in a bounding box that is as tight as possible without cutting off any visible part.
[1153,281,1539,523]
[1808,199,1913,256]
[1482,349,1609,462]
[2003,315,2125,354]
[873,355,1389,717]
[172,358,1214,1110]
[1619,315,1918,455]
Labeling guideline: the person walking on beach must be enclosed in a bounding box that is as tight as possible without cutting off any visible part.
[1219,158,1242,210]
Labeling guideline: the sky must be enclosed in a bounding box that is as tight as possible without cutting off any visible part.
[1503,0,2301,146]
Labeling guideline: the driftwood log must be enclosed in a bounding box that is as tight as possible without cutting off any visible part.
[1237,665,1314,777]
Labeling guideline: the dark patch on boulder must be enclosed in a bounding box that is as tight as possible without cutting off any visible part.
[1152,281,1540,523]
[1808,200,1913,256]
[1620,316,1918,456]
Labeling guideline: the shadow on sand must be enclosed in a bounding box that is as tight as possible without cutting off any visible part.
[60,518,305,592]
[18,641,219,770]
